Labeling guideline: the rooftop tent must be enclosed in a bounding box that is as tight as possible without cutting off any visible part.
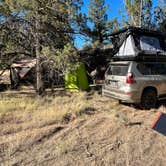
[115,35,135,57]
[110,27,166,61]
[140,36,162,51]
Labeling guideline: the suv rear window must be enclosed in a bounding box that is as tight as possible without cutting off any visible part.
[107,64,129,76]
[137,63,166,75]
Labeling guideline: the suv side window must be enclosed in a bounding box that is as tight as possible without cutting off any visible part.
[137,63,166,75]
[152,64,166,75]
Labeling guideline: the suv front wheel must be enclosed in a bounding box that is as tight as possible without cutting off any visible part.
[141,89,157,109]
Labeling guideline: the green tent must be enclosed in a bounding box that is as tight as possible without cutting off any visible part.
[65,63,89,90]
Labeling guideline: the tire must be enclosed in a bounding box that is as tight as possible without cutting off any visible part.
[141,89,157,109]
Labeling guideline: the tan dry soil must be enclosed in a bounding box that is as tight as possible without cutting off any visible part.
[0,88,166,166]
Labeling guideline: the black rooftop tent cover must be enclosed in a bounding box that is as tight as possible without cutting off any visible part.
[109,26,166,61]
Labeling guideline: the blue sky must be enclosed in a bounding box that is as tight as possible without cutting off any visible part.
[75,0,159,49]
[81,0,124,21]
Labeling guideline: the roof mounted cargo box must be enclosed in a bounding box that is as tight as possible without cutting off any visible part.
[110,27,166,62]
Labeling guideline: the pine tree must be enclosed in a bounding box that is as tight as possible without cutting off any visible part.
[0,0,83,94]
[123,0,141,27]
[156,0,166,31]
[123,0,152,28]
[142,0,152,28]
[88,0,110,44]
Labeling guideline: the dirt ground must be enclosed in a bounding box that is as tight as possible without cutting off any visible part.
[0,71,166,166]
[0,88,166,166]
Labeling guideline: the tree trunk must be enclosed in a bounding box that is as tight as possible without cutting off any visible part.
[35,12,45,95]
[36,55,44,95]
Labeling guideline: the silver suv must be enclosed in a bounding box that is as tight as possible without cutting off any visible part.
[102,61,166,109]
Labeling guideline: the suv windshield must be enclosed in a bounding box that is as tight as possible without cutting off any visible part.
[107,64,129,76]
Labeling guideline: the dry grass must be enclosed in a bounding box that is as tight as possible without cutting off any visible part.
[0,90,101,165]
[0,91,100,128]
[1,88,166,165]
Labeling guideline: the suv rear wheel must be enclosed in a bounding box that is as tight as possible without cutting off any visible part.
[141,89,157,109]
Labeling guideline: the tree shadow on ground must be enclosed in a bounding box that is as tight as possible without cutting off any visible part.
[0,85,80,98]
[0,83,103,99]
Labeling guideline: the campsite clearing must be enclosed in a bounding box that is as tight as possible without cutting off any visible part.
[0,87,166,166]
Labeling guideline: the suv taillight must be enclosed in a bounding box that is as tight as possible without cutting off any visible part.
[126,73,135,84]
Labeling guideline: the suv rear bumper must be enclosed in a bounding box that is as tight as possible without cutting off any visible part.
[102,86,140,103]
